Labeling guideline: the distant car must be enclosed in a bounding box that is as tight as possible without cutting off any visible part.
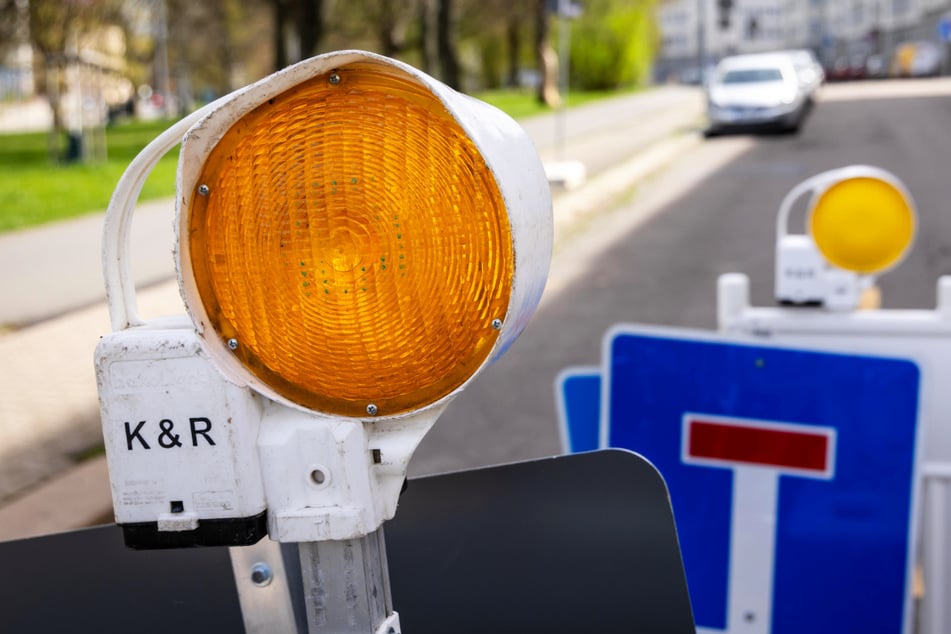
[781,49,825,95]
[705,53,811,135]
[894,41,942,77]
[865,54,888,79]
[826,54,868,81]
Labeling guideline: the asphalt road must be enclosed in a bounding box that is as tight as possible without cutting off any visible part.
[409,78,951,478]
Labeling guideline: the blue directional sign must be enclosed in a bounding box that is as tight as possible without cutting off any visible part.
[558,326,921,634]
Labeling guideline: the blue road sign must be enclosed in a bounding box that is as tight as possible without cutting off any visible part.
[559,326,921,634]
[554,367,601,453]
[939,12,951,42]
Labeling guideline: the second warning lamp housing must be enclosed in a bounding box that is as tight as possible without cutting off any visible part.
[95,50,552,548]
[774,165,917,311]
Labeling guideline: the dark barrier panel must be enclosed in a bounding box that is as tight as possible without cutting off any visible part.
[1,449,693,633]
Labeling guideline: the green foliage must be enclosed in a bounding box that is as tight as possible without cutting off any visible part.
[0,120,178,233]
[476,90,551,119]
[479,33,505,90]
[567,0,658,91]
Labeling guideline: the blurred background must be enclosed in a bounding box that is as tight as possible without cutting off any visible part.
[2,0,950,181]
[3,0,950,198]
[0,0,654,161]
[657,0,951,84]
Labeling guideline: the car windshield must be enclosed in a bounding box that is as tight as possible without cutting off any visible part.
[720,68,783,84]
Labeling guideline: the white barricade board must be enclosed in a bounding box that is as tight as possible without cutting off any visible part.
[556,322,922,634]
[718,274,951,634]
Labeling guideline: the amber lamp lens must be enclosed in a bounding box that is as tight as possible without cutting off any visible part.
[809,176,915,275]
[188,62,513,417]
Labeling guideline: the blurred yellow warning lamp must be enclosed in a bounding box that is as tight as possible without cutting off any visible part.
[808,168,916,275]
[177,51,552,418]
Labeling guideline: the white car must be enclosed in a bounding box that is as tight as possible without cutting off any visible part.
[782,49,825,95]
[705,53,811,135]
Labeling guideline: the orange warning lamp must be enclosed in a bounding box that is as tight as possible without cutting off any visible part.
[177,51,551,420]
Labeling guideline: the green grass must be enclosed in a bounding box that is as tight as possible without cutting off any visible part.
[0,87,634,234]
[476,87,638,120]
[0,119,180,233]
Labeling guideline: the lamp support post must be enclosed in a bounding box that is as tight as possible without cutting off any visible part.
[298,529,397,633]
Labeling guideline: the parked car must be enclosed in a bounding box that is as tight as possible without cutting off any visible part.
[865,54,888,79]
[705,53,811,135]
[781,49,825,95]
[893,41,942,77]
[826,53,869,81]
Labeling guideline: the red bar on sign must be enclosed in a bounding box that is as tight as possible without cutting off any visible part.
[687,418,830,473]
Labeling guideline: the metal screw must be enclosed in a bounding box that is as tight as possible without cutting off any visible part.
[197,184,210,196]
[366,403,379,416]
[744,611,756,623]
[491,318,503,330]
[250,562,273,587]
[329,73,341,85]
[227,338,239,350]
[310,469,326,485]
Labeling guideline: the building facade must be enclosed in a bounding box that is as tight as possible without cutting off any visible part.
[655,0,951,81]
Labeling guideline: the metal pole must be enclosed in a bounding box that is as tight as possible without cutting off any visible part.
[698,0,706,79]
[298,528,396,633]
[922,465,951,634]
[231,539,305,633]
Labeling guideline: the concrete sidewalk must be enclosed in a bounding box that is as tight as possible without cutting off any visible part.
[0,197,180,328]
[0,86,704,541]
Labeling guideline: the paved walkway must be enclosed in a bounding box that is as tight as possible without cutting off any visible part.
[0,85,704,540]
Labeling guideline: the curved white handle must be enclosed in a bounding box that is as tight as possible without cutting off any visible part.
[774,171,826,244]
[101,105,215,331]
[775,165,906,244]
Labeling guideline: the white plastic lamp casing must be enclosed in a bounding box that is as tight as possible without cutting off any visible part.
[95,50,552,545]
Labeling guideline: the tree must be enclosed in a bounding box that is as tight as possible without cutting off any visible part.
[368,0,416,57]
[272,0,289,69]
[298,0,326,59]
[535,0,559,106]
[505,2,526,87]
[269,0,327,69]
[18,0,126,160]
[159,0,271,102]
[436,0,460,88]
[452,0,531,91]
[417,0,437,75]
[0,0,23,56]
[568,0,658,90]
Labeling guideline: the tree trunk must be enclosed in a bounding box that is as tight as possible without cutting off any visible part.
[418,0,437,76]
[506,10,521,88]
[437,0,460,89]
[299,0,324,58]
[378,0,404,58]
[44,57,64,163]
[273,0,288,70]
[209,0,235,93]
[535,0,559,107]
